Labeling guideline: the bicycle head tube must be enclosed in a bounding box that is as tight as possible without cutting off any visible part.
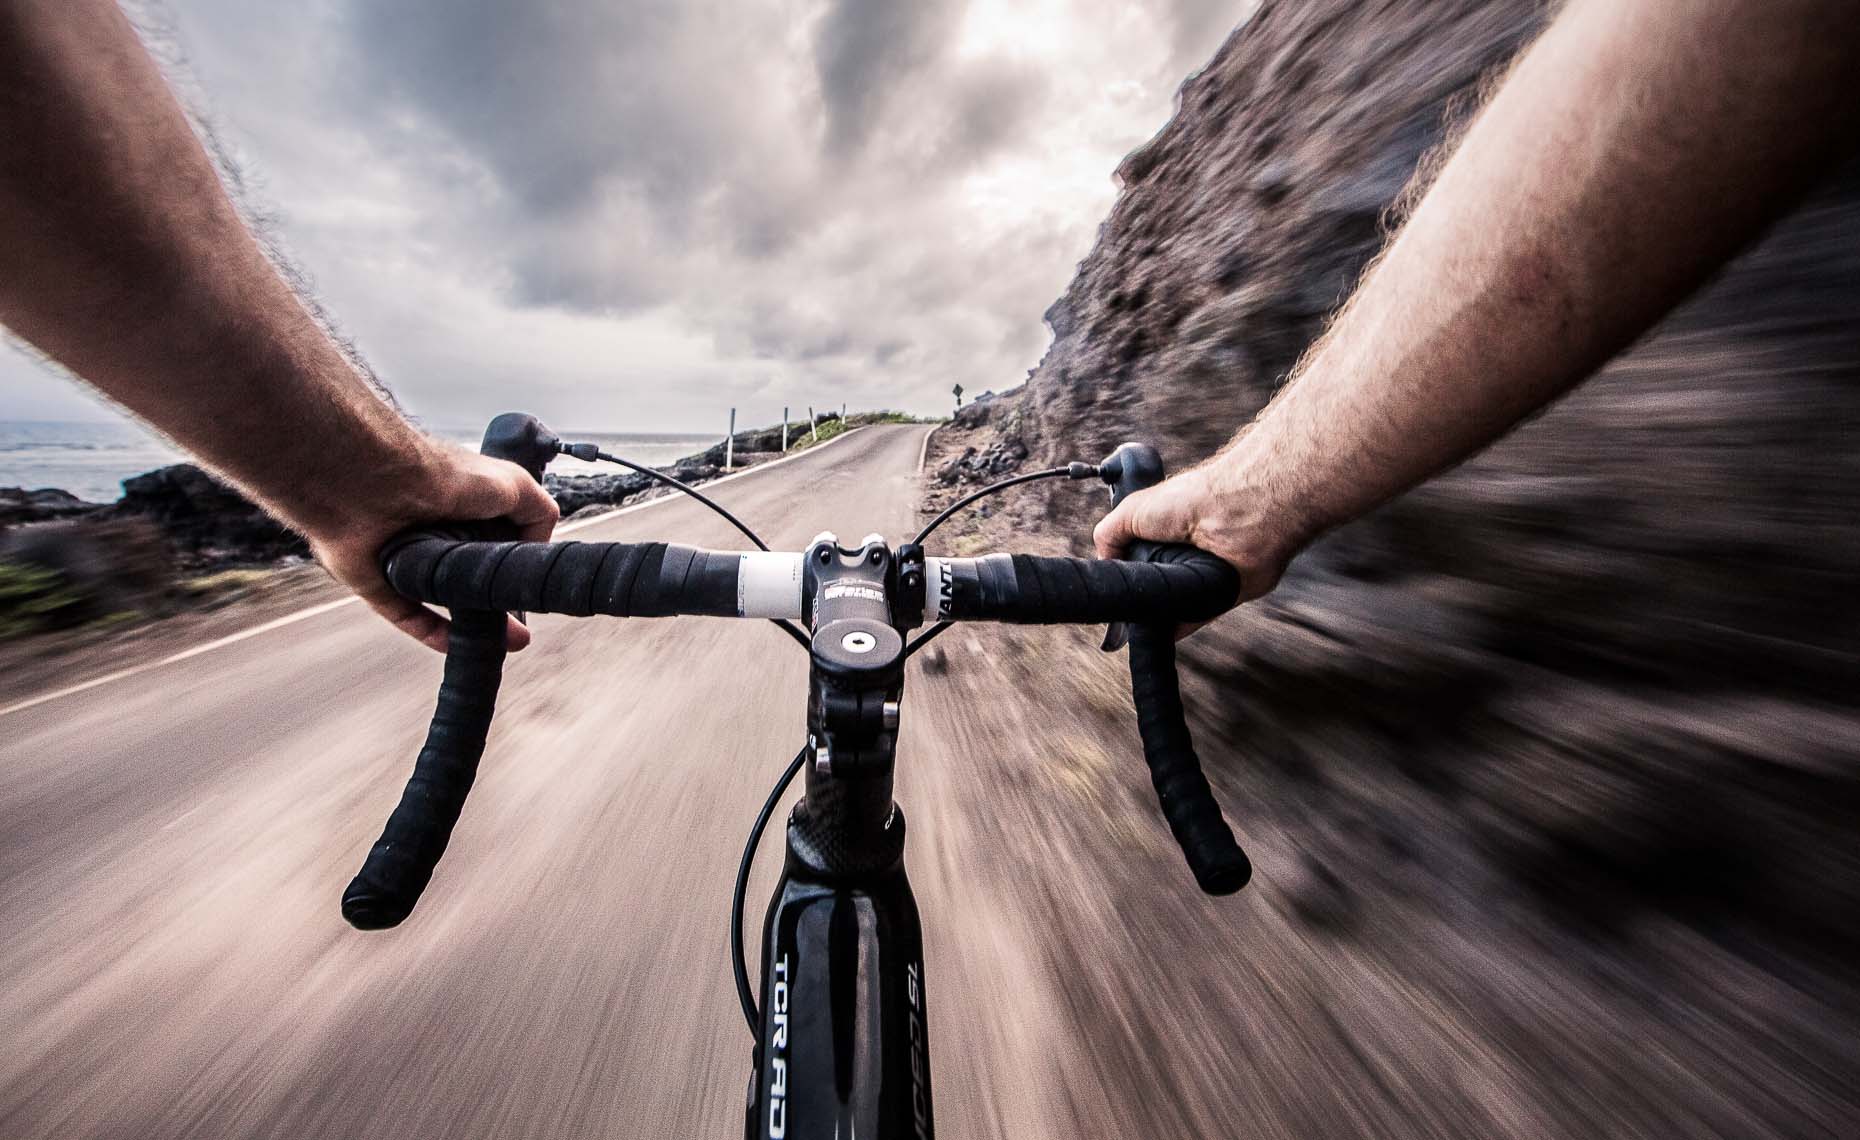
[794,534,907,871]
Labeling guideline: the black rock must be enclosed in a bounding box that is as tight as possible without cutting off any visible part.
[0,487,101,526]
[934,436,1027,486]
[545,461,730,516]
[0,518,172,626]
[105,464,307,566]
[544,471,655,516]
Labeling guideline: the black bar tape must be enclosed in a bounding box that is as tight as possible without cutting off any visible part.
[1127,622,1251,895]
[381,532,741,618]
[687,550,743,615]
[595,541,651,615]
[341,606,508,928]
[492,540,562,613]
[649,543,692,615]
[976,552,1020,613]
[543,540,608,616]
[940,545,1239,625]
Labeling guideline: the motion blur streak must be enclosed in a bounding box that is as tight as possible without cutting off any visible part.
[5,4,1860,1140]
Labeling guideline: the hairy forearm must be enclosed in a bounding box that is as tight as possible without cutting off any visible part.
[1209,0,1860,556]
[0,0,428,533]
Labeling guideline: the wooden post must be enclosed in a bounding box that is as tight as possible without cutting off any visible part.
[782,406,789,452]
[726,407,735,471]
[809,406,818,442]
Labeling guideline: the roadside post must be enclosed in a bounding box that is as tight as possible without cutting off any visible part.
[726,407,735,471]
[782,406,789,452]
[809,406,818,442]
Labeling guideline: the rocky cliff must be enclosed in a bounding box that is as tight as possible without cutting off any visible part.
[1010,1,1858,1134]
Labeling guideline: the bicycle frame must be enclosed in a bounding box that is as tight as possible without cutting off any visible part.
[750,835,931,1139]
[747,533,933,1139]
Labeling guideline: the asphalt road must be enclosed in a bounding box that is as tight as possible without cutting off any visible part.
[0,424,1100,1139]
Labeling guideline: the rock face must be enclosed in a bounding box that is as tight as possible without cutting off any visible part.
[949,390,1003,426]
[106,464,309,566]
[1015,2,1859,1134]
[930,386,1030,486]
[932,438,1026,486]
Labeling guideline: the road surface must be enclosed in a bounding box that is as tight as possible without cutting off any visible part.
[0,424,1108,1139]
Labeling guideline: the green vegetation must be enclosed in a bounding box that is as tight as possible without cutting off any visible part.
[850,410,945,425]
[791,417,852,450]
[788,410,946,452]
[0,560,88,639]
[178,568,272,598]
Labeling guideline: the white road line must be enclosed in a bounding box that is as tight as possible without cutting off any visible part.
[0,597,358,720]
[916,424,937,474]
[0,424,898,722]
[551,423,870,534]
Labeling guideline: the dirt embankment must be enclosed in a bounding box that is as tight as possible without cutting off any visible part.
[924,3,1860,1136]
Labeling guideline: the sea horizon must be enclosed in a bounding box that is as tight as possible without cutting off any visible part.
[0,418,726,504]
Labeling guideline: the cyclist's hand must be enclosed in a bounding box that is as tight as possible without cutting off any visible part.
[1092,463,1292,636]
[305,440,560,653]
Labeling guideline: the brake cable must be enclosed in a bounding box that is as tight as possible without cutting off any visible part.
[902,620,950,659]
[911,462,1098,547]
[733,744,809,1033]
[558,442,809,649]
[904,460,1101,656]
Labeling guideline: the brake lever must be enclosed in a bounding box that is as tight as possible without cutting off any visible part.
[1097,442,1166,653]
[477,412,562,623]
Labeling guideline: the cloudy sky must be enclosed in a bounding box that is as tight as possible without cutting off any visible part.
[3,0,1247,433]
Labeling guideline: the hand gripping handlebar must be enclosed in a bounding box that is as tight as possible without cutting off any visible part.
[1100,444,1250,895]
[341,416,547,930]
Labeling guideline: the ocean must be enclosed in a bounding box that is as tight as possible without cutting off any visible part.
[0,420,722,504]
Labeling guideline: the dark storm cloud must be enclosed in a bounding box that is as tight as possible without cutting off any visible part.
[938,59,1050,172]
[351,2,730,214]
[330,0,1059,363]
[340,0,820,310]
[814,0,968,157]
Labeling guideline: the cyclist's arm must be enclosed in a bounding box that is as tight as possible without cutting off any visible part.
[0,0,555,650]
[1096,0,1860,604]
